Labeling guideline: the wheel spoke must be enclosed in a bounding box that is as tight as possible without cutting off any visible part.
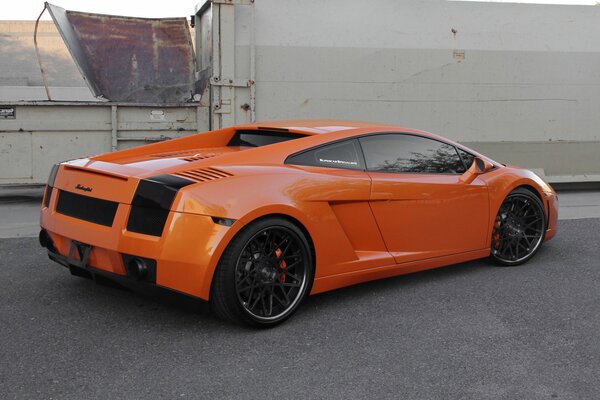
[272,286,289,307]
[507,238,515,259]
[525,215,542,223]
[272,235,288,253]
[279,239,293,258]
[280,259,301,271]
[516,240,528,253]
[261,231,271,255]
[515,201,528,216]
[281,282,301,288]
[247,276,260,306]
[283,270,302,282]
[268,290,274,316]
[522,235,533,248]
[278,282,291,305]
[250,286,264,311]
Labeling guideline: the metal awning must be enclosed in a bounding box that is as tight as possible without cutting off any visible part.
[46,2,196,103]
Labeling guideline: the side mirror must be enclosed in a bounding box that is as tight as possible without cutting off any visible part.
[459,157,493,184]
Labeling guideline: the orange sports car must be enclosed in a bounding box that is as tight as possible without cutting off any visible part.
[39,120,558,327]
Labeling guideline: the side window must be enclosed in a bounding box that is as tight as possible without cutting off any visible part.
[359,134,466,174]
[457,148,475,170]
[286,139,364,170]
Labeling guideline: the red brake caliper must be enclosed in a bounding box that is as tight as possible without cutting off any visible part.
[275,248,287,283]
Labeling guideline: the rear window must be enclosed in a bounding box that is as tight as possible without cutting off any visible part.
[285,139,365,170]
[228,129,306,147]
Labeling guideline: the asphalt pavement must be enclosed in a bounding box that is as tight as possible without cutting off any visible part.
[1,218,599,399]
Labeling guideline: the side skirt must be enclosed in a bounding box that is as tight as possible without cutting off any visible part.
[310,248,490,295]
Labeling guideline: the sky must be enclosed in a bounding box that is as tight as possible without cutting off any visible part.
[1,0,597,20]
[2,0,198,20]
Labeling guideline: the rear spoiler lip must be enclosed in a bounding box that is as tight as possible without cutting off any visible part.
[62,164,130,181]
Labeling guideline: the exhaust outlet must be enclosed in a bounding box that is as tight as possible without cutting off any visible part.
[39,229,55,251]
[126,258,148,281]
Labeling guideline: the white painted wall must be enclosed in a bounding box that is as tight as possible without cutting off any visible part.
[233,0,600,140]
[227,0,600,177]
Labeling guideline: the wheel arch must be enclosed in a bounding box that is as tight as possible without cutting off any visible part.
[483,172,549,248]
[507,182,549,222]
[248,213,316,262]
[495,176,547,214]
[514,184,544,203]
[201,206,317,300]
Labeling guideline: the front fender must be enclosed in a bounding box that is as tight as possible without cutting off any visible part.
[481,166,556,247]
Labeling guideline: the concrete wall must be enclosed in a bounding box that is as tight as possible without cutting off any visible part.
[229,0,600,180]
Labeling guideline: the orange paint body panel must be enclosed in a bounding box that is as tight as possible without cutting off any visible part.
[40,120,558,301]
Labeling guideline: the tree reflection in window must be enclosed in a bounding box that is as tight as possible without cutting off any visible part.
[360,134,467,174]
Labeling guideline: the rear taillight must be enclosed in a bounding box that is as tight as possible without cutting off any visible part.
[43,164,59,208]
[126,175,193,236]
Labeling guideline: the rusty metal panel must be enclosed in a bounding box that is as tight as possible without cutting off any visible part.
[46,3,195,103]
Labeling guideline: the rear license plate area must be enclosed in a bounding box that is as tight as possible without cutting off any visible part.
[67,240,93,268]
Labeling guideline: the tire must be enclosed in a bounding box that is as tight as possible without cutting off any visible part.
[489,187,547,266]
[210,217,314,327]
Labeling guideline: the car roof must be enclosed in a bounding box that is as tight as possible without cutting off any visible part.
[234,119,427,136]
[231,120,499,167]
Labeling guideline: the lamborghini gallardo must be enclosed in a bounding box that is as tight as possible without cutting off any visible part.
[40,120,558,326]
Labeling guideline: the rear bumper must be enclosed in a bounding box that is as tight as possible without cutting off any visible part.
[46,247,206,303]
[40,187,237,300]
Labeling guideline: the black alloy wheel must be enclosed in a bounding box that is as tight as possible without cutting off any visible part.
[210,217,313,327]
[490,188,547,266]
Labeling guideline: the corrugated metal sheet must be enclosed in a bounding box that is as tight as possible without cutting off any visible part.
[47,2,195,103]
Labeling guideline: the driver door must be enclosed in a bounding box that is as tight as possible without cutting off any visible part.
[359,133,489,264]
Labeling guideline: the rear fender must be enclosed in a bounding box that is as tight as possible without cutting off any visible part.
[199,204,312,300]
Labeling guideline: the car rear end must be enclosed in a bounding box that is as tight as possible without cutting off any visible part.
[39,161,231,300]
